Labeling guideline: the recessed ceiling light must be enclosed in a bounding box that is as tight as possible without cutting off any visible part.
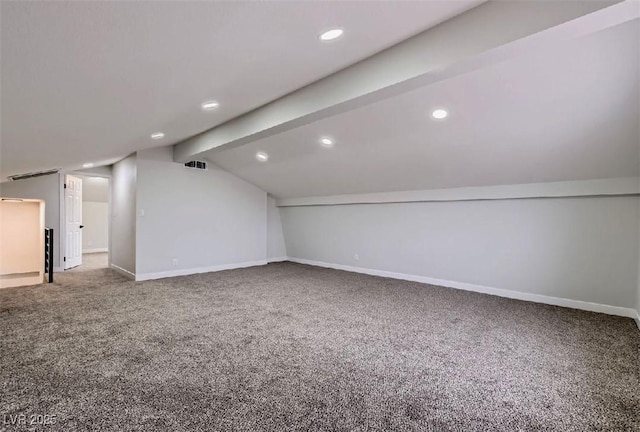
[431,109,448,120]
[319,28,344,41]
[201,100,219,111]
[82,163,94,168]
[256,151,269,162]
[320,137,334,148]
[151,132,165,139]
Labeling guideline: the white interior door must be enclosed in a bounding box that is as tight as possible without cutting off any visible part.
[65,175,83,269]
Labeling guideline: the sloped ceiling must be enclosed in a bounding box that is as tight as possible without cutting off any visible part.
[0,0,483,179]
[206,19,640,198]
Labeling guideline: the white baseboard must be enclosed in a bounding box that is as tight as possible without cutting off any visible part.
[53,266,64,273]
[267,256,288,263]
[635,311,640,331]
[135,260,268,281]
[110,264,135,280]
[287,257,638,320]
[83,248,108,254]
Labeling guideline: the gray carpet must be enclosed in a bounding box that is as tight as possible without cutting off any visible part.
[1,263,639,431]
[67,253,109,272]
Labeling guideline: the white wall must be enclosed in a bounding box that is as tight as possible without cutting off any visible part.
[0,173,62,269]
[111,154,137,276]
[135,147,267,279]
[82,201,108,253]
[78,176,109,253]
[267,195,287,261]
[79,175,109,202]
[281,196,639,310]
[74,165,113,178]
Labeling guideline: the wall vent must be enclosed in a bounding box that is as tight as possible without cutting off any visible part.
[184,161,207,170]
[7,168,59,181]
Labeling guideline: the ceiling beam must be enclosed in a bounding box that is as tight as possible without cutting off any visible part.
[174,0,635,163]
[275,178,640,207]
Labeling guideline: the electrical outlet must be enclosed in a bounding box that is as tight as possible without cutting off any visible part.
[172,258,178,266]
[354,253,360,261]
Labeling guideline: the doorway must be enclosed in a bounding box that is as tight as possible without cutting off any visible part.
[64,174,110,271]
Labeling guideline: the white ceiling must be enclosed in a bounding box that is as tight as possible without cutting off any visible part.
[0,0,483,179]
[207,19,640,199]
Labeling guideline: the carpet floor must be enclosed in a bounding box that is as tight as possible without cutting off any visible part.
[67,253,109,273]
[1,263,639,431]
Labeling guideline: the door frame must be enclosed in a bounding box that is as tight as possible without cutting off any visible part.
[59,169,112,271]
[64,174,83,269]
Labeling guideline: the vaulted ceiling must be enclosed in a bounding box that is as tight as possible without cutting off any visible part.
[2,1,637,201]
[0,0,482,179]
[207,19,640,198]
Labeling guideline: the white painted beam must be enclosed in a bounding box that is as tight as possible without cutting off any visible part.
[174,0,634,163]
[275,178,640,207]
